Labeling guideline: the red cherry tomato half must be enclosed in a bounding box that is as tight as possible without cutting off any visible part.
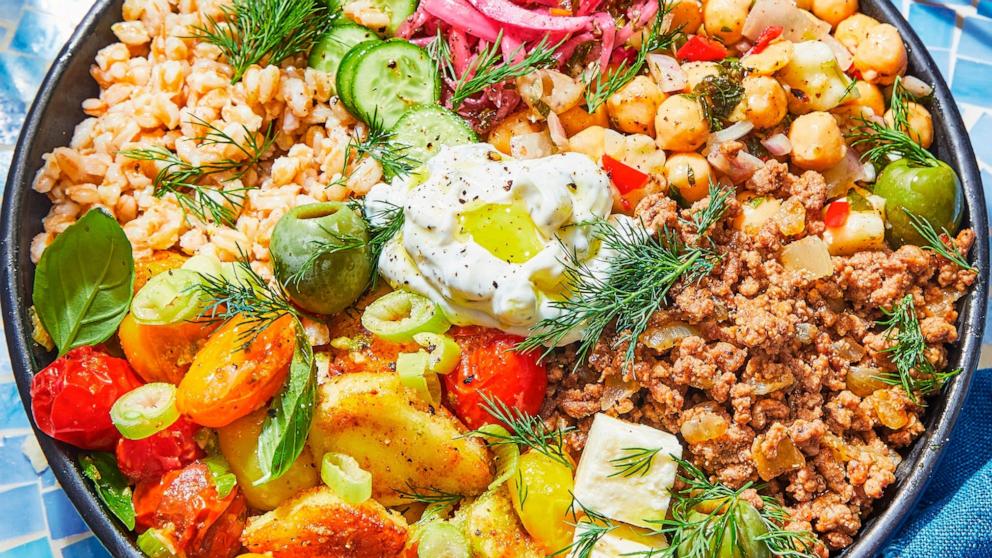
[676,36,729,63]
[602,155,650,195]
[31,346,143,450]
[117,416,204,482]
[134,461,247,558]
[747,25,784,55]
[823,200,851,228]
[443,327,548,430]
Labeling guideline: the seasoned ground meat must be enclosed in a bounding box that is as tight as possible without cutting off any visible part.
[543,162,977,551]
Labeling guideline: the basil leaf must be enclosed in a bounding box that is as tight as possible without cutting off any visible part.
[255,319,317,484]
[203,454,238,498]
[80,452,136,530]
[33,209,135,356]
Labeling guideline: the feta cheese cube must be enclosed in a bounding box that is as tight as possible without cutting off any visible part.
[573,413,683,528]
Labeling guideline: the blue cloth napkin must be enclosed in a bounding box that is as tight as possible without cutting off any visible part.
[882,369,992,557]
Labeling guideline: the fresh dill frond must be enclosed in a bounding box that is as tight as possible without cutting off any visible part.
[608,447,662,478]
[685,181,733,236]
[518,218,718,374]
[466,393,575,469]
[348,112,416,179]
[549,499,618,558]
[847,76,938,168]
[348,198,405,284]
[583,1,682,112]
[284,228,366,288]
[874,294,962,401]
[426,28,457,85]
[903,209,975,271]
[395,483,463,506]
[191,0,329,83]
[631,457,818,558]
[451,32,561,109]
[514,468,529,508]
[191,255,299,349]
[692,60,745,130]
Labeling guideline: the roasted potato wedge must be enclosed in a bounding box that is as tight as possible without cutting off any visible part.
[451,486,544,558]
[241,486,408,558]
[308,372,493,506]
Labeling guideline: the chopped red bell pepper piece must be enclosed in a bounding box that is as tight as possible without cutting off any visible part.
[602,155,650,194]
[747,25,784,55]
[823,200,851,228]
[676,36,728,63]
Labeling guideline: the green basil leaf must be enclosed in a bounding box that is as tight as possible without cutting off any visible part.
[33,209,135,356]
[80,452,136,530]
[203,454,238,498]
[255,319,316,484]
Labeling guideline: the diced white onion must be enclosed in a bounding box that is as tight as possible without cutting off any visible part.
[858,162,877,183]
[510,131,555,159]
[761,133,792,156]
[781,236,834,279]
[820,34,853,71]
[729,151,765,182]
[546,111,569,149]
[647,53,687,93]
[901,75,934,98]
[742,0,830,42]
[708,121,754,145]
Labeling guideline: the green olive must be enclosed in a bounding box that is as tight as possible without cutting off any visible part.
[677,505,771,558]
[873,159,963,247]
[270,202,371,314]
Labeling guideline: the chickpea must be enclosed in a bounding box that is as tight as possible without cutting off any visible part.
[741,41,794,76]
[834,13,879,52]
[655,95,710,152]
[669,0,703,34]
[885,101,933,148]
[682,61,721,91]
[558,103,609,137]
[607,76,666,136]
[703,0,749,44]
[789,112,847,171]
[843,80,885,116]
[488,110,543,154]
[567,126,626,162]
[665,152,712,202]
[812,0,858,28]
[730,76,788,129]
[854,23,907,85]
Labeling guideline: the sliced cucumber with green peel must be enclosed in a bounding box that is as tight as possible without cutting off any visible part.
[367,0,419,35]
[310,24,380,93]
[345,40,439,129]
[336,40,382,113]
[393,105,477,170]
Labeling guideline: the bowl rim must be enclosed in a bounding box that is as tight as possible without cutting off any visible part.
[0,1,987,556]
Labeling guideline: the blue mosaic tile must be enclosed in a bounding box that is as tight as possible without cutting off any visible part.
[908,3,956,49]
[979,0,992,20]
[0,381,30,430]
[927,47,951,80]
[43,488,88,539]
[951,58,992,108]
[0,434,49,486]
[0,538,53,558]
[958,16,992,62]
[10,9,74,60]
[0,0,26,18]
[60,536,112,558]
[0,51,48,103]
[0,483,46,540]
[0,150,13,192]
[972,114,992,169]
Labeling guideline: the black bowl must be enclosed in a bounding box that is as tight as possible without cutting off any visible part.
[1,1,988,556]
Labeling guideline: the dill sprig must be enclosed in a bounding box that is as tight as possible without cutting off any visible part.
[347,198,405,285]
[583,1,682,112]
[608,447,662,478]
[903,209,975,271]
[518,218,718,374]
[685,181,733,237]
[395,483,463,506]
[191,256,299,349]
[426,29,457,85]
[875,294,960,401]
[284,228,366,288]
[451,32,561,109]
[191,0,329,83]
[692,60,745,131]
[121,117,275,226]
[550,499,618,558]
[631,457,818,558]
[847,76,938,168]
[349,112,417,179]
[466,393,575,469]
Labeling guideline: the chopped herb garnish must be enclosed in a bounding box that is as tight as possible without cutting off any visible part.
[451,32,561,109]
[550,500,618,558]
[903,208,974,271]
[348,111,417,180]
[348,198,405,286]
[395,482,463,506]
[692,60,745,130]
[466,393,575,469]
[608,447,662,478]
[847,76,938,168]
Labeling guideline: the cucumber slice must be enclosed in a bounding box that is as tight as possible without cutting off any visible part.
[309,24,380,94]
[393,105,477,169]
[347,40,439,129]
[336,40,382,113]
[373,0,419,36]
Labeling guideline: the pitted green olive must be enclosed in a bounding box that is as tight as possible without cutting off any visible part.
[270,202,371,314]
[873,159,963,247]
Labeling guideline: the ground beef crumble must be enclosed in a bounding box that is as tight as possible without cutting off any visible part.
[542,162,977,551]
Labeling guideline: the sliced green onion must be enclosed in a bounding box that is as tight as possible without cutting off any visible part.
[203,455,238,498]
[180,253,223,275]
[110,383,180,440]
[417,522,471,558]
[361,290,450,342]
[136,528,181,558]
[476,424,519,490]
[397,351,443,404]
[131,268,205,325]
[413,332,462,374]
[321,452,372,505]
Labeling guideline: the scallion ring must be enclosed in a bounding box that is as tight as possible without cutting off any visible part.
[475,424,519,490]
[131,268,205,325]
[396,351,443,404]
[413,332,461,374]
[136,528,181,558]
[361,290,450,342]
[321,452,372,505]
[417,522,471,558]
[110,383,180,440]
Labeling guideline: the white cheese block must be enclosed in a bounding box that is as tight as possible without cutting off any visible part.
[573,413,683,528]
[572,522,668,557]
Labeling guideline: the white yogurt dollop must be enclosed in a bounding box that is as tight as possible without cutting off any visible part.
[365,143,620,343]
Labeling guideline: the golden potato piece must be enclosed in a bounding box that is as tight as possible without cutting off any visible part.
[241,487,408,558]
[309,372,493,506]
[452,486,544,558]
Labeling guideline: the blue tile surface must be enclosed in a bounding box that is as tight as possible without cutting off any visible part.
[60,537,111,558]
[0,381,31,430]
[0,483,46,540]
[0,435,50,486]
[908,3,956,48]
[958,15,992,61]
[43,489,88,540]
[0,538,53,558]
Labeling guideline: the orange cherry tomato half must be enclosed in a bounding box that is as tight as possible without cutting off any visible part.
[443,327,548,430]
[134,461,247,558]
[119,313,218,385]
[177,314,296,428]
